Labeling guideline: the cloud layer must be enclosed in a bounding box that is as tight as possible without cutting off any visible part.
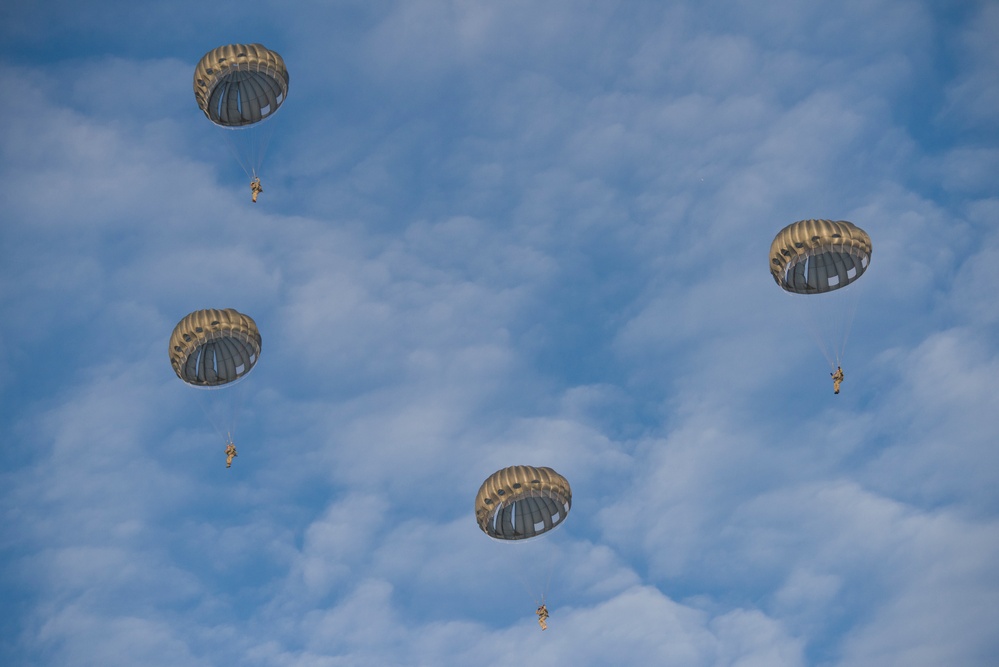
[2,1,998,665]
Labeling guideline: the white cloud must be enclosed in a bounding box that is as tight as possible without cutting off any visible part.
[3,2,998,666]
[941,2,999,132]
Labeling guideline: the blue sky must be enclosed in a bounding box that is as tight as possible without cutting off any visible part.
[2,1,998,665]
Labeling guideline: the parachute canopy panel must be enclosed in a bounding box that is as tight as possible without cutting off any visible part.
[769,219,872,294]
[194,44,289,127]
[169,308,261,387]
[474,465,572,541]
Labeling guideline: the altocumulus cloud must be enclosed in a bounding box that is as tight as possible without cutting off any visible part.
[2,1,998,666]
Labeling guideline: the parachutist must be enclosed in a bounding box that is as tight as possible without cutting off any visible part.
[169,309,260,471]
[250,177,263,203]
[474,467,570,626]
[536,604,549,631]
[225,442,238,468]
[831,366,844,394]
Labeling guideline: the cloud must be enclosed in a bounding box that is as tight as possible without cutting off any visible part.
[941,2,999,132]
[3,2,998,666]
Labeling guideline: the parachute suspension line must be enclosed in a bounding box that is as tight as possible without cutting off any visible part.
[834,286,862,369]
[501,503,553,609]
[254,121,272,178]
[513,562,543,608]
[221,130,254,180]
[226,376,250,447]
[194,388,231,445]
[540,535,558,607]
[187,346,248,448]
[795,295,837,372]
[249,116,278,181]
[218,122,276,183]
[505,503,543,606]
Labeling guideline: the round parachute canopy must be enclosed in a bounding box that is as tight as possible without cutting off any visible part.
[194,44,289,128]
[474,465,572,541]
[169,308,262,387]
[769,219,872,295]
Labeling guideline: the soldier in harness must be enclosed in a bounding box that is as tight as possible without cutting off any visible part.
[250,177,263,203]
[831,366,844,394]
[536,604,549,631]
[225,441,238,468]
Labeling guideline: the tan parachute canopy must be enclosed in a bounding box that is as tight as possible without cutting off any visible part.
[169,308,262,387]
[475,466,572,541]
[769,219,872,294]
[194,44,289,127]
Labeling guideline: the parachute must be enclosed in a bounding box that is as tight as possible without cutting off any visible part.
[194,44,289,128]
[475,465,571,627]
[169,308,261,387]
[769,219,872,382]
[193,44,289,194]
[475,465,572,540]
[169,308,261,465]
[769,219,872,295]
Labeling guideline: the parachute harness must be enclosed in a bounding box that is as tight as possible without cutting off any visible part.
[225,440,238,468]
[832,367,845,395]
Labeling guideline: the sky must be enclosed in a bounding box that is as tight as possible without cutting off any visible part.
[1,1,998,665]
